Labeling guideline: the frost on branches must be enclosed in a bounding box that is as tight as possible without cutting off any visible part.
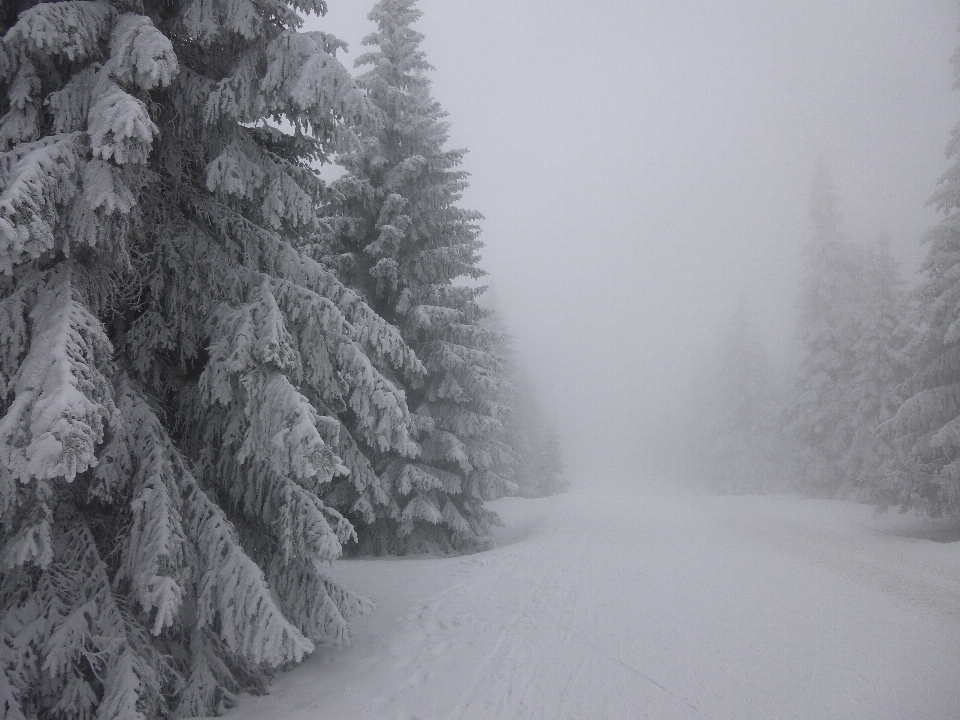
[320,0,515,553]
[0,1,423,717]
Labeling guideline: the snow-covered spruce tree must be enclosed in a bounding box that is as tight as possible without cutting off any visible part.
[783,161,870,496]
[0,1,424,717]
[703,300,784,493]
[882,47,960,514]
[833,237,911,499]
[319,0,514,552]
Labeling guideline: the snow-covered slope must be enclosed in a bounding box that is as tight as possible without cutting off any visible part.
[215,492,960,719]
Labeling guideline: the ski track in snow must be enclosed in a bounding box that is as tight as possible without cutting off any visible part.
[216,492,960,720]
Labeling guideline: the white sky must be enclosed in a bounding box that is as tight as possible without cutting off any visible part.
[310,1,960,487]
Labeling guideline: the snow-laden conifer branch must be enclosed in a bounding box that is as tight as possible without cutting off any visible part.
[888,384,960,442]
[206,135,320,232]
[0,265,115,484]
[315,415,392,519]
[418,426,470,473]
[384,460,461,496]
[188,285,358,566]
[69,159,138,263]
[0,570,45,720]
[264,555,372,646]
[0,59,41,149]
[34,513,162,720]
[336,342,417,454]
[88,77,159,165]
[178,0,264,45]
[466,465,517,502]
[268,241,425,379]
[267,277,419,455]
[105,13,177,92]
[47,66,97,132]
[108,375,342,705]
[0,277,30,399]
[107,377,187,637]
[0,133,86,272]
[428,402,503,441]
[182,470,315,667]
[901,347,960,397]
[202,30,366,152]
[399,492,441,525]
[1,2,116,69]
[420,340,504,379]
[0,264,116,571]
[266,278,345,392]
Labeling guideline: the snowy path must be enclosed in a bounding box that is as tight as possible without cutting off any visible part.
[220,492,960,720]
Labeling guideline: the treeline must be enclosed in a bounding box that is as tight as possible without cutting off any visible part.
[701,145,960,515]
[0,1,562,718]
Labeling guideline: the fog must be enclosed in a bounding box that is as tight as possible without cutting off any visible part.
[314,0,959,489]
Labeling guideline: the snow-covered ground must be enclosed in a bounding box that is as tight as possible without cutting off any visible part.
[216,491,960,719]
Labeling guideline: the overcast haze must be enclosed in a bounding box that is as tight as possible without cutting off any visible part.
[311,1,960,488]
